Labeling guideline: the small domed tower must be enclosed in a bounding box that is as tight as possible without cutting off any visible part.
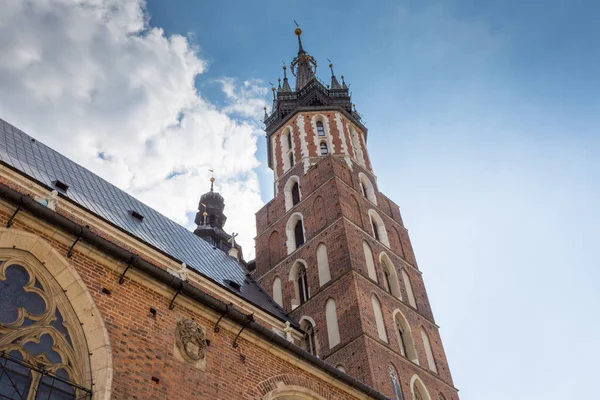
[194,177,242,260]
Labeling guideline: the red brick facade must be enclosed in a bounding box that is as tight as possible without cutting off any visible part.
[255,110,459,400]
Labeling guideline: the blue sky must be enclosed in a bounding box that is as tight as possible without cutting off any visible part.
[146,0,600,398]
[1,1,598,399]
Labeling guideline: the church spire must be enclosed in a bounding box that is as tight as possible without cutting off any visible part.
[329,62,342,90]
[290,26,317,91]
[280,65,292,92]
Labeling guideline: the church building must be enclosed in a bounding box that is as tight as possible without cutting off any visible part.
[0,28,459,400]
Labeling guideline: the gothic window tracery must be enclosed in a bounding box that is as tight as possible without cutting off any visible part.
[0,256,92,399]
[300,319,317,356]
[389,364,403,400]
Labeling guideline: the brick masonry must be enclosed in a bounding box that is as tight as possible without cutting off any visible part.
[255,110,460,400]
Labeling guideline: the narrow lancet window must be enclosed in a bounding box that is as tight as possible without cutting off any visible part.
[316,121,326,136]
[320,142,328,156]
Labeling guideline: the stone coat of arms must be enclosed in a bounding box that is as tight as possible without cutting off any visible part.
[175,319,207,363]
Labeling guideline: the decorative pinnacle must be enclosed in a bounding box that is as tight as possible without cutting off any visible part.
[294,26,304,53]
[329,63,334,76]
[210,176,215,192]
[278,77,281,88]
[271,86,276,99]
[283,65,287,78]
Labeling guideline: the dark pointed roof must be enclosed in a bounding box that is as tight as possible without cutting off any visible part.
[329,63,342,90]
[0,118,295,327]
[290,28,317,91]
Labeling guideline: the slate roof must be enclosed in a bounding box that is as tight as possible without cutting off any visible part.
[0,118,293,326]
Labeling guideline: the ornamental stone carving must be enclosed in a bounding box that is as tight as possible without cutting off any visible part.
[174,318,207,368]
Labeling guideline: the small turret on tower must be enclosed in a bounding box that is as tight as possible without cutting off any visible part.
[193,176,243,260]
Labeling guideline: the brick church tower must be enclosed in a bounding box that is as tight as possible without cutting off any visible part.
[253,28,459,400]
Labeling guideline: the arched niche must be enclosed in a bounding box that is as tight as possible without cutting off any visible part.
[0,228,113,400]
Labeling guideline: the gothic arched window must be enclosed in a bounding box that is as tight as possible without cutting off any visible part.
[294,220,305,248]
[0,256,92,399]
[358,172,377,205]
[380,253,402,299]
[316,121,325,136]
[291,182,300,206]
[389,364,404,400]
[320,142,328,156]
[285,213,305,254]
[300,319,317,355]
[393,310,418,363]
[297,264,309,305]
[368,209,389,247]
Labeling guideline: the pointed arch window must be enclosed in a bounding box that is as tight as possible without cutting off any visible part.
[368,209,389,247]
[287,130,293,149]
[289,151,294,167]
[383,267,392,293]
[301,319,317,355]
[291,182,300,206]
[320,142,328,156]
[372,218,380,241]
[0,256,92,399]
[394,310,418,363]
[297,264,309,304]
[389,364,404,400]
[360,181,367,197]
[316,121,326,136]
[294,220,305,248]
[358,172,377,205]
[286,213,305,254]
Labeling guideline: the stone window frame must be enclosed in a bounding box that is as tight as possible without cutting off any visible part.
[298,316,319,357]
[379,252,402,300]
[410,375,432,400]
[286,212,306,254]
[289,259,310,309]
[0,229,112,400]
[368,209,390,247]
[284,175,302,211]
[358,172,377,205]
[392,309,419,364]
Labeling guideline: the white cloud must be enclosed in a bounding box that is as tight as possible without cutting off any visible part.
[0,0,267,257]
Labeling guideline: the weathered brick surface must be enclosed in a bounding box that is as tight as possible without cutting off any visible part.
[0,206,371,400]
